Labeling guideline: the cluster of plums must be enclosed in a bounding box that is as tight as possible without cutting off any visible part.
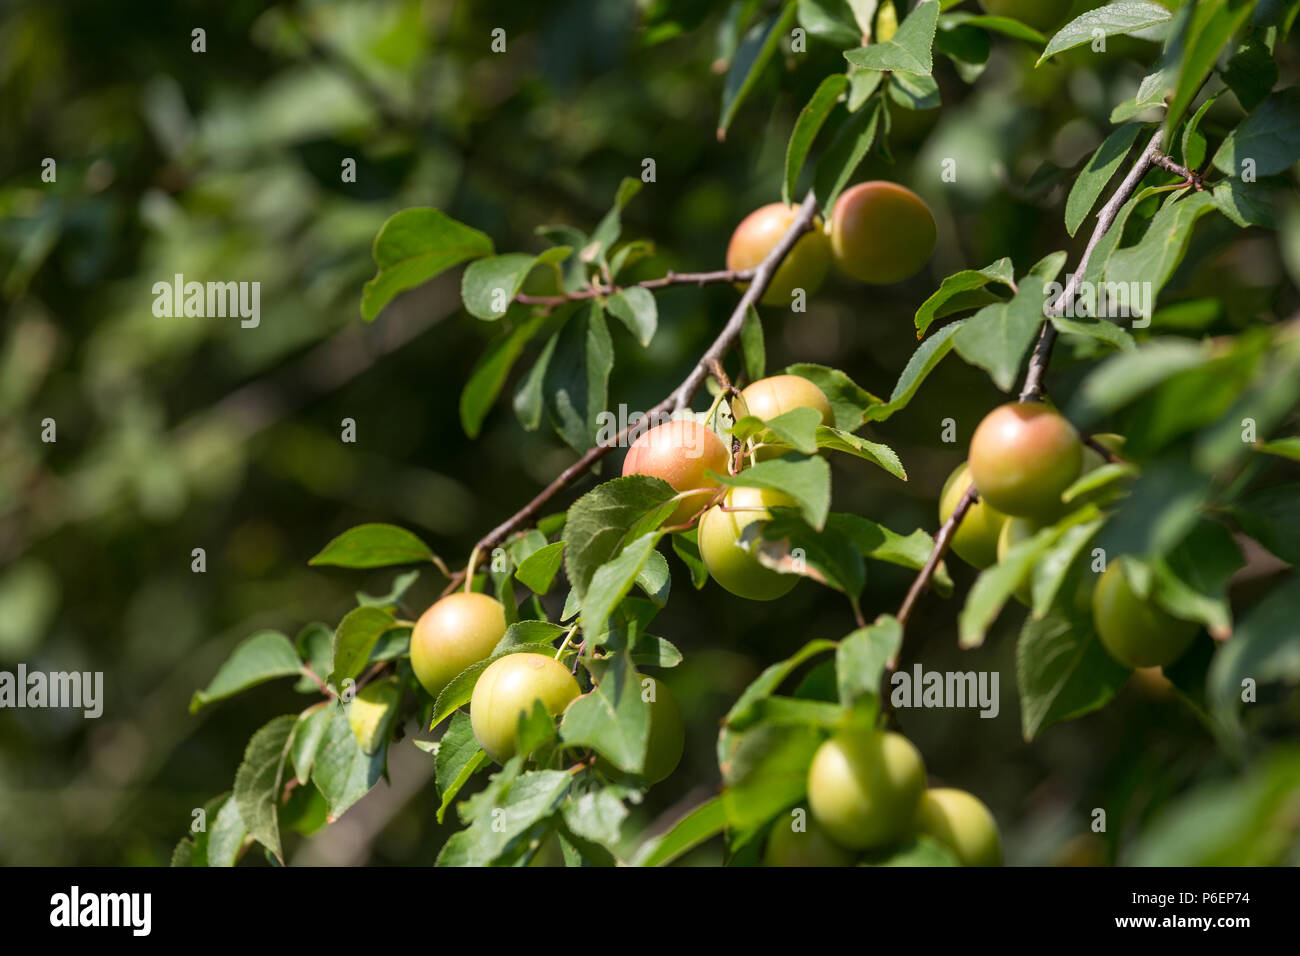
[621,373,840,601]
[725,181,937,305]
[765,728,1002,867]
[943,402,1200,671]
[409,591,684,779]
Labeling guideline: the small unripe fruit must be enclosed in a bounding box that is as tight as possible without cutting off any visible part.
[410,592,508,699]
[726,203,831,307]
[622,420,731,527]
[470,652,581,763]
[1092,560,1198,669]
[737,375,834,460]
[763,815,856,867]
[917,788,1003,867]
[939,462,1007,570]
[807,730,926,850]
[697,486,799,601]
[829,182,936,284]
[978,0,1072,34]
[969,402,1082,518]
[641,676,686,784]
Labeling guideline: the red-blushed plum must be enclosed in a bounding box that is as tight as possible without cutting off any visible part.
[1092,559,1199,669]
[968,402,1082,518]
[622,420,730,527]
[829,182,936,284]
[410,592,507,699]
[917,788,1003,867]
[807,729,926,850]
[726,203,831,306]
[697,486,800,601]
[736,374,834,459]
[470,653,581,763]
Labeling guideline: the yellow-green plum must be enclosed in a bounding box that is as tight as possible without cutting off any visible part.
[1091,560,1199,669]
[978,0,1073,34]
[917,788,1003,867]
[763,815,856,867]
[829,182,936,284]
[622,420,730,527]
[939,462,1008,569]
[969,402,1082,519]
[410,592,507,699]
[697,486,799,601]
[737,375,834,459]
[726,203,831,307]
[470,653,581,763]
[639,675,686,784]
[807,729,926,850]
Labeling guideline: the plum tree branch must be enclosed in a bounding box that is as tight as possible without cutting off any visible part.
[888,130,1167,667]
[440,191,821,595]
[515,267,756,306]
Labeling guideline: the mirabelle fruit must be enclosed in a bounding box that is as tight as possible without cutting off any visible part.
[726,203,831,307]
[697,486,799,601]
[807,730,926,850]
[622,420,731,527]
[829,182,936,284]
[410,592,508,699]
[968,402,1082,519]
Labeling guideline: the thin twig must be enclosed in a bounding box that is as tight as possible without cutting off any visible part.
[516,268,756,306]
[440,193,821,595]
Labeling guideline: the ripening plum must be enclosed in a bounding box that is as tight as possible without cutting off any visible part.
[639,675,686,784]
[726,203,832,306]
[410,592,508,699]
[763,815,856,867]
[736,374,834,460]
[917,788,1003,867]
[939,462,1008,570]
[807,729,926,850]
[968,402,1083,519]
[829,182,936,284]
[622,420,731,527]
[470,652,581,763]
[697,486,800,601]
[1091,560,1199,669]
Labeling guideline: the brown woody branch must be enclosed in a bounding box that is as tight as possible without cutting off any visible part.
[516,268,756,307]
[441,191,822,594]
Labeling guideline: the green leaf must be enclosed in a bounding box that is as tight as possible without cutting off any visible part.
[564,475,677,602]
[1068,338,1209,427]
[960,521,1069,648]
[914,259,1015,336]
[1212,178,1278,228]
[563,788,629,850]
[514,541,566,596]
[843,0,940,74]
[671,529,709,590]
[741,306,766,383]
[309,523,436,569]
[355,569,421,610]
[206,795,248,868]
[815,427,906,479]
[1207,575,1300,739]
[1213,87,1300,176]
[1066,123,1147,237]
[751,512,866,596]
[1150,520,1243,639]
[171,793,230,867]
[784,363,883,430]
[293,623,333,693]
[637,548,672,606]
[361,209,493,321]
[582,532,664,638]
[1181,94,1219,171]
[560,653,651,774]
[437,769,572,866]
[431,711,490,824]
[628,633,684,668]
[720,723,825,829]
[1017,608,1131,741]
[935,19,991,83]
[312,707,386,820]
[347,679,401,755]
[513,323,561,430]
[813,97,884,214]
[847,67,885,111]
[1104,193,1218,322]
[329,606,395,686]
[829,513,953,596]
[1221,34,1279,113]
[460,310,548,438]
[941,13,1046,44]
[290,705,331,785]
[864,320,963,422]
[544,302,615,451]
[1050,315,1137,352]
[1110,68,1172,124]
[888,71,941,110]
[837,615,902,706]
[1163,0,1254,147]
[738,408,822,455]
[723,639,839,731]
[461,248,571,320]
[784,74,850,204]
[1030,518,1105,618]
[718,2,800,139]
[190,631,301,713]
[589,178,643,263]
[632,796,727,866]
[1037,2,1174,65]
[605,287,658,347]
[1255,438,1300,461]
[715,455,833,529]
[953,276,1046,392]
[233,715,296,861]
